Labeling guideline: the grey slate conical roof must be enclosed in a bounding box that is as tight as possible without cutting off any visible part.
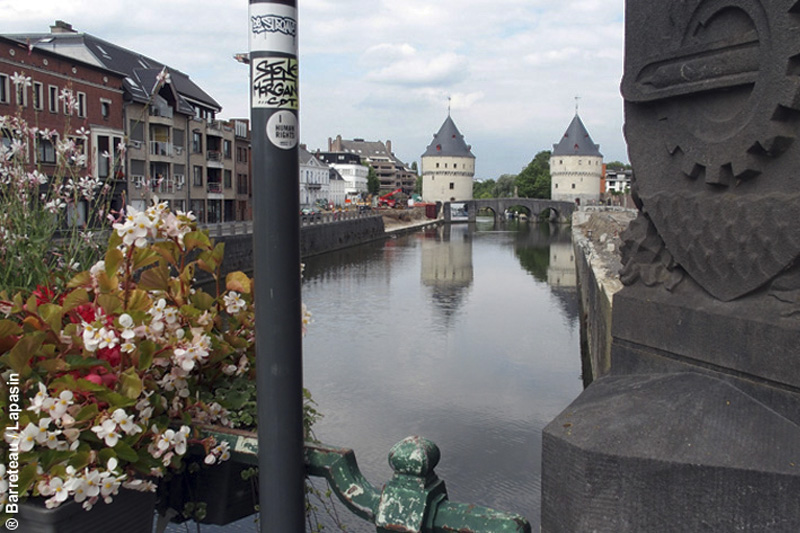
[552,114,602,157]
[422,116,475,159]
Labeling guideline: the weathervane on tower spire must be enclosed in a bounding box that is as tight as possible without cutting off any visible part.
[447,96,452,117]
[575,95,581,115]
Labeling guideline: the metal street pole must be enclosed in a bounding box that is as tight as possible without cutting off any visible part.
[248,1,304,531]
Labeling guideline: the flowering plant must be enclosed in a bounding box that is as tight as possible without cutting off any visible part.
[0,199,309,515]
[0,78,119,293]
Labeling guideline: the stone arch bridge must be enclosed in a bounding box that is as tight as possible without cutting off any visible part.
[443,198,576,223]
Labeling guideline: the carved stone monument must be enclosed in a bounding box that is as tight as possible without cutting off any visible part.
[541,1,800,530]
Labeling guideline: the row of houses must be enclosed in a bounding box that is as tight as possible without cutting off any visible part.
[1,20,421,224]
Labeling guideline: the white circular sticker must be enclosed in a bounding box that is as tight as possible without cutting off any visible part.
[266,111,298,150]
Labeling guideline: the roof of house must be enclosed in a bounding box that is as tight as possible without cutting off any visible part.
[421,115,474,159]
[337,139,412,170]
[552,114,602,157]
[4,27,220,114]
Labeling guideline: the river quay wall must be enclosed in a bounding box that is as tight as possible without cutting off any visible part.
[199,208,441,283]
[572,207,636,381]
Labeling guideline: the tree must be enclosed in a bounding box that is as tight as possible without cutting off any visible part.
[366,165,380,195]
[605,160,632,170]
[415,175,423,195]
[494,174,516,197]
[516,150,551,199]
[473,179,495,199]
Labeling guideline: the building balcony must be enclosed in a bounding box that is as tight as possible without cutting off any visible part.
[150,141,173,157]
[207,181,222,194]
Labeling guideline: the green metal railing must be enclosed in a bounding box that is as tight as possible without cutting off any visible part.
[200,426,531,533]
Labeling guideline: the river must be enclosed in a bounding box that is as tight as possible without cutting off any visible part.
[301,217,583,531]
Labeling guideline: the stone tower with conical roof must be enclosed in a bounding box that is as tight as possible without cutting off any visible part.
[550,113,603,205]
[421,114,475,203]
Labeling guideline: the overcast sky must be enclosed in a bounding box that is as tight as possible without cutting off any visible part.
[2,0,628,179]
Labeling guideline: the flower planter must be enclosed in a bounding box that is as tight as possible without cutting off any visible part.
[16,488,156,533]
[158,456,257,526]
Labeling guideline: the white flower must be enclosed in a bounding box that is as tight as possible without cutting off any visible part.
[112,408,142,435]
[19,423,39,452]
[223,291,246,314]
[10,72,32,88]
[91,419,121,447]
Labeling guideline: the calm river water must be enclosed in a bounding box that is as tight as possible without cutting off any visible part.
[301,217,583,531]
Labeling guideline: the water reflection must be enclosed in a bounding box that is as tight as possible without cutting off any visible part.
[421,224,474,325]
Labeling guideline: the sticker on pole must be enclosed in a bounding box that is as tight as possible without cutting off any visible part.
[252,57,298,109]
[267,111,298,150]
[249,3,298,54]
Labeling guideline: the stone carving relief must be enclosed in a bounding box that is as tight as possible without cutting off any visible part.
[621,0,800,302]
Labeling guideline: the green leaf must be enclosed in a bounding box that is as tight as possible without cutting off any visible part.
[68,451,91,470]
[94,389,136,409]
[119,367,143,399]
[25,294,38,314]
[38,303,63,332]
[132,248,160,272]
[113,440,139,463]
[153,241,179,266]
[212,242,225,264]
[75,403,99,422]
[18,462,39,496]
[105,248,124,277]
[190,290,215,311]
[137,340,156,370]
[107,229,122,250]
[62,288,90,312]
[76,377,108,393]
[138,264,170,291]
[65,354,111,371]
[184,230,211,252]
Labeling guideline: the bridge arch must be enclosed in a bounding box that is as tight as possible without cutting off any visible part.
[443,199,576,224]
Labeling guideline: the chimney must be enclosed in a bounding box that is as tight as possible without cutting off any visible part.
[51,20,76,34]
[386,140,392,154]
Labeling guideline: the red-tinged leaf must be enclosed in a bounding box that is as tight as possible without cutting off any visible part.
[67,270,93,289]
[97,293,122,315]
[226,271,252,294]
[0,319,22,339]
[62,288,90,312]
[0,331,44,373]
[138,264,170,291]
[126,289,151,312]
[153,241,179,266]
[212,242,225,264]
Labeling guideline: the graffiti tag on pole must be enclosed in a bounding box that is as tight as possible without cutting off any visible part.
[252,57,298,109]
[249,3,298,54]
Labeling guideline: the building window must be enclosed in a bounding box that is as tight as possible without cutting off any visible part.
[192,132,202,153]
[0,73,8,104]
[15,81,27,107]
[48,85,58,113]
[36,138,56,164]
[435,162,439,168]
[223,140,232,159]
[33,82,43,110]
[449,182,454,190]
[77,92,87,117]
[224,169,232,189]
[193,166,203,186]
[571,184,575,189]
[100,99,111,119]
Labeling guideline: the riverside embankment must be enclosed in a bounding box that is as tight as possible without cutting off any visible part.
[572,207,637,382]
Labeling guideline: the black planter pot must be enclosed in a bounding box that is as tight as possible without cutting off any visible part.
[157,457,257,526]
[16,487,156,533]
